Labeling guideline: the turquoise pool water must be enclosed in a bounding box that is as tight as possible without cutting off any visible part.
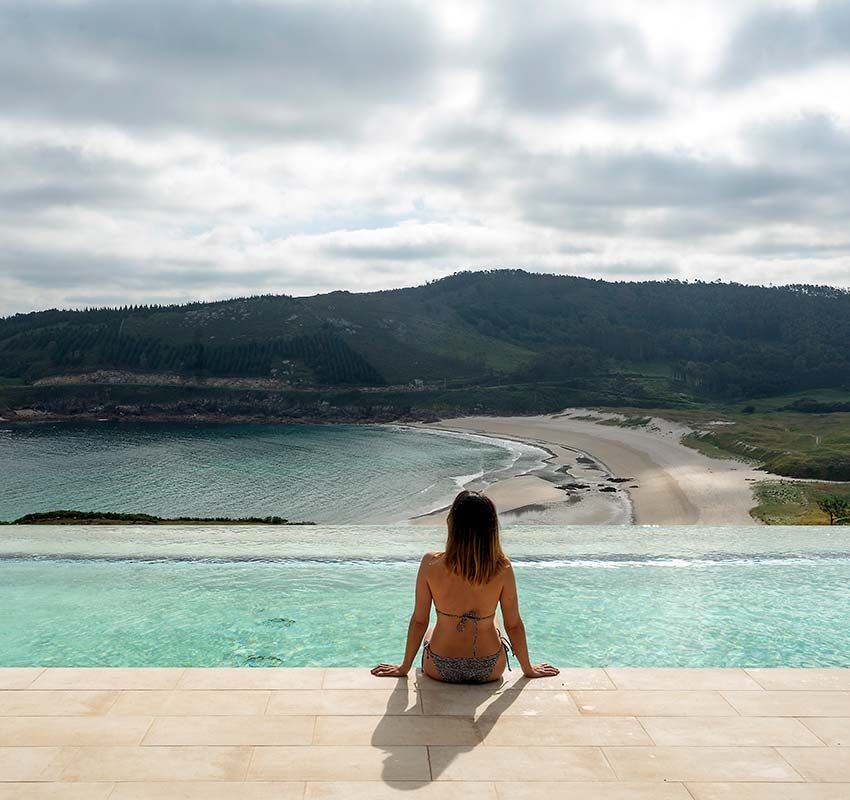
[2,525,849,668]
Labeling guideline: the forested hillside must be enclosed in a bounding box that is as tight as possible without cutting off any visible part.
[2,270,850,400]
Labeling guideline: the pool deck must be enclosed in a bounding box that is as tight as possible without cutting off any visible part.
[1,668,850,797]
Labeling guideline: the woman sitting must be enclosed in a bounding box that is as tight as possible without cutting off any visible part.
[372,490,558,683]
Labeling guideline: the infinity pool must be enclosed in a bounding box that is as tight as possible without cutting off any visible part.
[2,525,849,667]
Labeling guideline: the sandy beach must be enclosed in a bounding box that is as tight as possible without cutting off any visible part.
[418,410,775,525]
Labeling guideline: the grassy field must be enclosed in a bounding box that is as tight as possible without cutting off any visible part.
[750,480,850,525]
[601,389,850,481]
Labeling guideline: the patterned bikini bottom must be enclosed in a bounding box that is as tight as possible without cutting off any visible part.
[422,637,513,684]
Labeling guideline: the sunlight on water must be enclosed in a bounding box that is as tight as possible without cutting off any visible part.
[2,524,849,667]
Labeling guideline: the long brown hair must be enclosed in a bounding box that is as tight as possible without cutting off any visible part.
[443,490,509,585]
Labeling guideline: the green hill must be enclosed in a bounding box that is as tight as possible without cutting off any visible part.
[3,270,850,398]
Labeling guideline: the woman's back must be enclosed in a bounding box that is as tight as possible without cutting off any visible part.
[423,551,506,659]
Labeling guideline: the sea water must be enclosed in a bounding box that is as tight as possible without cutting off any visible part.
[2,525,849,668]
[0,421,551,523]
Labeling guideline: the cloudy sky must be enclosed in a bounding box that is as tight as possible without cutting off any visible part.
[1,0,849,314]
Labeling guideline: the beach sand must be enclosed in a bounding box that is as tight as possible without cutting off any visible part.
[418,410,775,525]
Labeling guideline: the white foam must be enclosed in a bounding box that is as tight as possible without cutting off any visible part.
[451,468,486,489]
[393,425,554,512]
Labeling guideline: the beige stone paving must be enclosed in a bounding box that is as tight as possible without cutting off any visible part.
[0,668,849,799]
[143,716,315,746]
[180,668,324,691]
[0,784,115,799]
[110,690,271,717]
[0,670,44,691]
[602,745,802,782]
[686,785,850,800]
[111,785,305,800]
[638,716,825,747]
[477,716,651,746]
[799,718,850,746]
[267,688,419,716]
[30,669,184,692]
[572,689,738,716]
[496,782,694,799]
[722,691,850,717]
[0,717,153,747]
[777,747,850,782]
[606,668,762,691]
[0,691,119,717]
[745,670,850,692]
[685,782,848,800]
[313,715,480,746]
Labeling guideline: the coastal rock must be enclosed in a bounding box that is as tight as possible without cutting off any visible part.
[13,408,42,418]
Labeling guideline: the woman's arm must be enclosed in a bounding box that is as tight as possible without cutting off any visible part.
[371,553,433,677]
[499,564,559,679]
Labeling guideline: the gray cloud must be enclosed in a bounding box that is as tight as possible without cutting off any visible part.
[520,144,850,240]
[414,112,850,244]
[484,6,662,118]
[720,0,850,85]
[736,240,850,260]
[408,131,832,240]
[522,150,796,210]
[0,144,151,214]
[322,238,456,262]
[409,113,843,242]
[0,245,282,291]
[750,112,850,167]
[0,0,438,139]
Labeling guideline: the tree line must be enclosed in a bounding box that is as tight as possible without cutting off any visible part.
[0,323,385,386]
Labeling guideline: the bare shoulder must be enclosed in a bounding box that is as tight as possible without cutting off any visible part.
[421,551,444,568]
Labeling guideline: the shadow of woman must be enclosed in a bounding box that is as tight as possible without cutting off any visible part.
[372,668,526,788]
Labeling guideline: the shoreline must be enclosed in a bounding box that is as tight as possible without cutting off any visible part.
[420,411,777,525]
[408,424,634,525]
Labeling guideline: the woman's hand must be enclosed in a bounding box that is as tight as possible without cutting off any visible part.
[371,663,409,678]
[523,663,560,679]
